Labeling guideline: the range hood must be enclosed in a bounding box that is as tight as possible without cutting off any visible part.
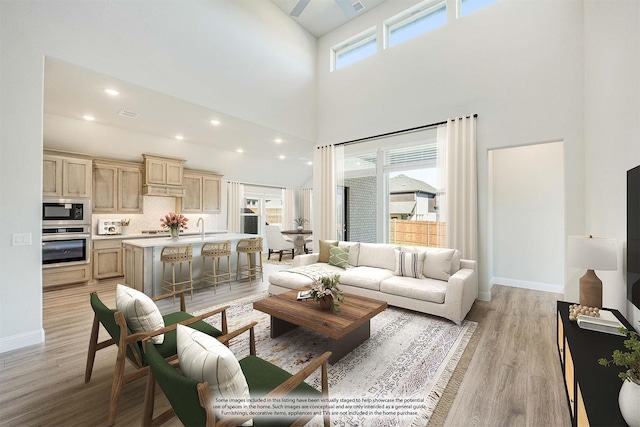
[142,153,186,197]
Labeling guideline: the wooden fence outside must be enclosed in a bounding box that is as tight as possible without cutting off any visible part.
[389,219,446,247]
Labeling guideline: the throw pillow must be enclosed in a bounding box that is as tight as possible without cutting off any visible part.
[423,248,456,281]
[318,240,338,263]
[328,245,350,268]
[115,284,165,344]
[394,249,426,279]
[339,242,360,266]
[177,324,252,425]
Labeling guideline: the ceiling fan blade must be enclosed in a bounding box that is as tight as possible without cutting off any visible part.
[290,0,311,17]
[335,0,357,18]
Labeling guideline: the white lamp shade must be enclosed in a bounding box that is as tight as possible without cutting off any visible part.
[567,236,617,271]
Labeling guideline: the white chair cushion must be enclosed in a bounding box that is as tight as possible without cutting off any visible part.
[115,284,165,344]
[423,248,456,281]
[394,249,426,279]
[177,325,252,425]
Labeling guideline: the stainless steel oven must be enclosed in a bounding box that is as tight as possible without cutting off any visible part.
[42,199,90,226]
[42,226,91,268]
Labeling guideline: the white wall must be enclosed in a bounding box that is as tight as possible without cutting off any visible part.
[583,0,640,323]
[491,142,564,293]
[317,0,586,301]
[0,0,316,352]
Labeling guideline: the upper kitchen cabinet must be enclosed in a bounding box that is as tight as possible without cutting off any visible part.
[93,159,143,213]
[142,154,186,197]
[177,170,222,213]
[43,154,92,198]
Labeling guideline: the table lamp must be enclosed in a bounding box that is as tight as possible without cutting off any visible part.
[567,235,617,308]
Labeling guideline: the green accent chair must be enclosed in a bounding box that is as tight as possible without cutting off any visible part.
[85,288,229,426]
[142,322,331,427]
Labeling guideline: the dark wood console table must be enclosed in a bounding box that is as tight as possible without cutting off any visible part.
[557,301,635,427]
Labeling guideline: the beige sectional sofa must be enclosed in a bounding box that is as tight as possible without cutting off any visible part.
[268,241,478,325]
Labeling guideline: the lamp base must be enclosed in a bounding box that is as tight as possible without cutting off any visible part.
[579,269,603,308]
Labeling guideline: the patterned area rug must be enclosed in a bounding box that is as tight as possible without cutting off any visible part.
[262,253,293,266]
[193,292,477,426]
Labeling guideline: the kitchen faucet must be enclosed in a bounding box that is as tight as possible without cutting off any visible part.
[197,217,205,239]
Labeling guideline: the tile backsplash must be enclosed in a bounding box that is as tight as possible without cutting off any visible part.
[91,196,223,235]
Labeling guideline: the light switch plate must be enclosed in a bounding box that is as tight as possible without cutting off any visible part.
[12,233,32,246]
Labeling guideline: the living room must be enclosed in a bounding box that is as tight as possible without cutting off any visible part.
[1,0,639,426]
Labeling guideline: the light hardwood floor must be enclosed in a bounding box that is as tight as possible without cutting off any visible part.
[0,270,571,426]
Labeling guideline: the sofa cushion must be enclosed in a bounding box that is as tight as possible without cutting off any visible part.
[380,276,447,304]
[177,325,252,425]
[357,243,398,271]
[394,249,426,279]
[318,240,338,263]
[115,284,165,344]
[339,266,394,291]
[338,242,360,266]
[269,264,345,290]
[423,248,456,281]
[328,245,349,268]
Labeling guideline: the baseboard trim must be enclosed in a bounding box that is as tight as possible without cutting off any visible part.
[477,291,492,301]
[492,276,564,294]
[0,328,45,354]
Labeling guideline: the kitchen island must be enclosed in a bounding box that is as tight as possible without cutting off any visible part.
[122,233,257,296]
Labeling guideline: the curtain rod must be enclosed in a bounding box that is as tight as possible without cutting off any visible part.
[330,114,478,148]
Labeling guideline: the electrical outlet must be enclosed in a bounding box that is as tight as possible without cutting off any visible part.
[12,233,32,246]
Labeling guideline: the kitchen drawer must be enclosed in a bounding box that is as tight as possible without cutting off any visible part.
[93,239,123,250]
[43,263,91,288]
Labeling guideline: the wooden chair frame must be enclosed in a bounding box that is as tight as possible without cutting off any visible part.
[142,322,331,427]
[85,288,229,426]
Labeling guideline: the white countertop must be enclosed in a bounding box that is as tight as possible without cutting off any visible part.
[120,233,256,248]
[92,230,229,240]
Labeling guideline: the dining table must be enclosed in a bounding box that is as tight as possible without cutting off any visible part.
[280,229,312,255]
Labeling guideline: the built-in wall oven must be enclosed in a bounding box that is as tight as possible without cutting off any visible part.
[42,199,91,268]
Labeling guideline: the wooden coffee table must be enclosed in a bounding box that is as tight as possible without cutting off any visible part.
[253,289,387,364]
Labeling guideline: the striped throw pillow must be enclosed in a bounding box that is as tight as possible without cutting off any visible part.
[394,249,426,279]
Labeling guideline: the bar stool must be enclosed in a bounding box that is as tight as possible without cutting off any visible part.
[160,244,194,301]
[201,241,232,293]
[236,237,264,283]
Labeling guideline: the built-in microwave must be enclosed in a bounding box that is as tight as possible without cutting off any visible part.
[42,199,90,226]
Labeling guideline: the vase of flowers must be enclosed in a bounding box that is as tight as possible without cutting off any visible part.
[598,321,640,427]
[310,274,344,313]
[161,212,189,240]
[294,217,308,232]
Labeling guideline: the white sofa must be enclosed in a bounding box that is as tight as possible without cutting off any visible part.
[268,241,478,325]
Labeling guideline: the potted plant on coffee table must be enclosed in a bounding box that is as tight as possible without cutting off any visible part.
[310,274,344,313]
[598,321,640,426]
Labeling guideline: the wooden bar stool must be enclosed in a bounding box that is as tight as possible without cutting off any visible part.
[201,241,232,293]
[236,237,263,283]
[160,244,194,301]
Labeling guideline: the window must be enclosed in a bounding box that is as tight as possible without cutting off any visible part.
[332,27,377,71]
[385,0,446,48]
[459,0,498,17]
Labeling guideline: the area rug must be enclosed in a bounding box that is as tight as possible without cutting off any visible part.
[262,253,293,266]
[193,292,477,426]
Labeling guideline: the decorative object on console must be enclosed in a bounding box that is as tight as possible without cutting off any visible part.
[568,304,600,321]
[598,321,640,427]
[310,274,344,313]
[567,235,617,308]
[160,212,189,240]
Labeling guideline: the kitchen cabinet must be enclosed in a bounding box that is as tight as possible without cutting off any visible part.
[43,154,92,198]
[93,160,143,213]
[93,239,123,279]
[43,263,91,289]
[142,154,185,197]
[177,170,222,213]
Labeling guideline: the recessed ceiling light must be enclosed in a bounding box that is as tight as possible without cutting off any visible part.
[175,135,184,140]
[275,138,283,143]
[210,120,221,126]
[82,115,95,121]
[237,148,244,153]
[279,155,285,159]
[104,88,119,96]
[307,161,313,166]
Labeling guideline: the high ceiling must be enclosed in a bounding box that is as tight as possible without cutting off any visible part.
[270,0,388,37]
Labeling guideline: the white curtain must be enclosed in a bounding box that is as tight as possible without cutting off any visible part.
[313,145,337,241]
[301,188,313,225]
[444,116,478,260]
[227,181,244,233]
[283,187,294,230]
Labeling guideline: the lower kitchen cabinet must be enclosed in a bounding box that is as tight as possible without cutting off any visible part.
[557,301,633,427]
[92,239,123,279]
[43,263,91,289]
